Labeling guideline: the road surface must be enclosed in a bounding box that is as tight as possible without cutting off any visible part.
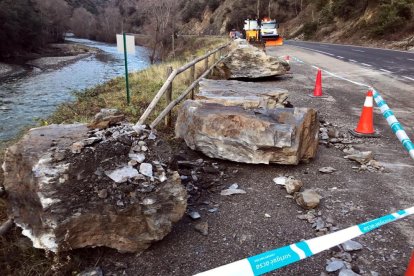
[285,40,414,82]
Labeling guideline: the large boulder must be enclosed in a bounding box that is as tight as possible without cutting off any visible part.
[213,43,290,79]
[197,79,288,109]
[175,100,319,165]
[2,123,187,253]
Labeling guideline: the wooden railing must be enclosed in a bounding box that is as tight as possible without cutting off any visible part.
[137,42,232,129]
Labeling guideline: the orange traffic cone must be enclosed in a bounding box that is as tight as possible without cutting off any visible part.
[406,252,414,276]
[309,69,327,98]
[349,90,379,137]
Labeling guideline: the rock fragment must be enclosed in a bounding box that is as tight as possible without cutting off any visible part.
[294,189,321,209]
[319,167,336,174]
[97,189,108,199]
[105,166,139,183]
[341,240,363,252]
[77,267,104,276]
[273,176,287,185]
[71,141,84,154]
[129,153,145,163]
[328,128,340,138]
[345,151,373,164]
[285,178,303,194]
[189,211,201,220]
[194,222,209,236]
[220,188,247,196]
[326,260,345,272]
[88,108,125,129]
[339,269,361,276]
[139,163,153,177]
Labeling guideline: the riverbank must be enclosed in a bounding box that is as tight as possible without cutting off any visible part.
[0,42,101,80]
[27,43,101,71]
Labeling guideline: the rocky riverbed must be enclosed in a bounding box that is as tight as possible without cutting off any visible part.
[0,42,100,80]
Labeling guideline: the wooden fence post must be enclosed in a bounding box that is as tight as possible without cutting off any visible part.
[190,63,195,100]
[165,66,173,127]
[204,54,209,73]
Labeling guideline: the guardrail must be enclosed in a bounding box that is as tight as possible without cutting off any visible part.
[137,42,232,128]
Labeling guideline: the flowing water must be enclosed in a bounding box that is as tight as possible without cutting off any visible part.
[0,37,150,143]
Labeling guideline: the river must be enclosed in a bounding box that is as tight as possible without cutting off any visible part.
[0,37,150,143]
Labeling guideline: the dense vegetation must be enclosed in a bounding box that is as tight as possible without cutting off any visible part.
[0,0,43,59]
[311,0,414,38]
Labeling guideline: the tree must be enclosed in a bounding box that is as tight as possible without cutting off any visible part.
[141,0,179,63]
[0,0,43,59]
[95,1,123,42]
[35,0,72,43]
[70,7,97,39]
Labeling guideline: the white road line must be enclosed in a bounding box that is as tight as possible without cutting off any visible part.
[349,59,357,63]
[361,63,372,67]
[337,56,345,59]
[408,59,414,62]
[403,76,414,81]
[380,69,392,73]
[295,45,335,56]
[352,49,365,53]
[312,49,335,56]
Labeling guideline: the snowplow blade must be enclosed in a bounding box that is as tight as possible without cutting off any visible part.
[265,37,284,46]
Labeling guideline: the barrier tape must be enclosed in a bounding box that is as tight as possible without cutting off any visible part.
[195,207,414,276]
[372,89,414,161]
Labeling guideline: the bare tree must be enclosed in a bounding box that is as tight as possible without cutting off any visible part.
[96,1,123,42]
[141,0,178,63]
[35,0,71,42]
[70,7,97,39]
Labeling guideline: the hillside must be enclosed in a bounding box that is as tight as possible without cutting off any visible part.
[179,0,414,50]
[2,0,413,61]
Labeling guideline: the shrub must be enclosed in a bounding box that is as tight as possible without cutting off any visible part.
[207,0,221,12]
[181,1,205,23]
[315,0,329,11]
[332,0,357,19]
[303,21,318,40]
[370,0,413,37]
[319,4,334,25]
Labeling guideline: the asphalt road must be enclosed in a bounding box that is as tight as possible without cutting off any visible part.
[285,40,414,82]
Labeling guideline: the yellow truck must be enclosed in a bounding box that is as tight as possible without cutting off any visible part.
[243,18,283,47]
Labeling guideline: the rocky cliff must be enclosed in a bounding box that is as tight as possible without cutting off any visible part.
[179,0,414,50]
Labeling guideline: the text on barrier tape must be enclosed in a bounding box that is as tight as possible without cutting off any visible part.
[195,207,414,276]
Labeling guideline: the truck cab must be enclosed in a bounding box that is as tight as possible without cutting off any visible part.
[260,18,279,40]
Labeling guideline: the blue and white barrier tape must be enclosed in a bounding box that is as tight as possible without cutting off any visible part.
[195,207,414,276]
[372,89,414,160]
